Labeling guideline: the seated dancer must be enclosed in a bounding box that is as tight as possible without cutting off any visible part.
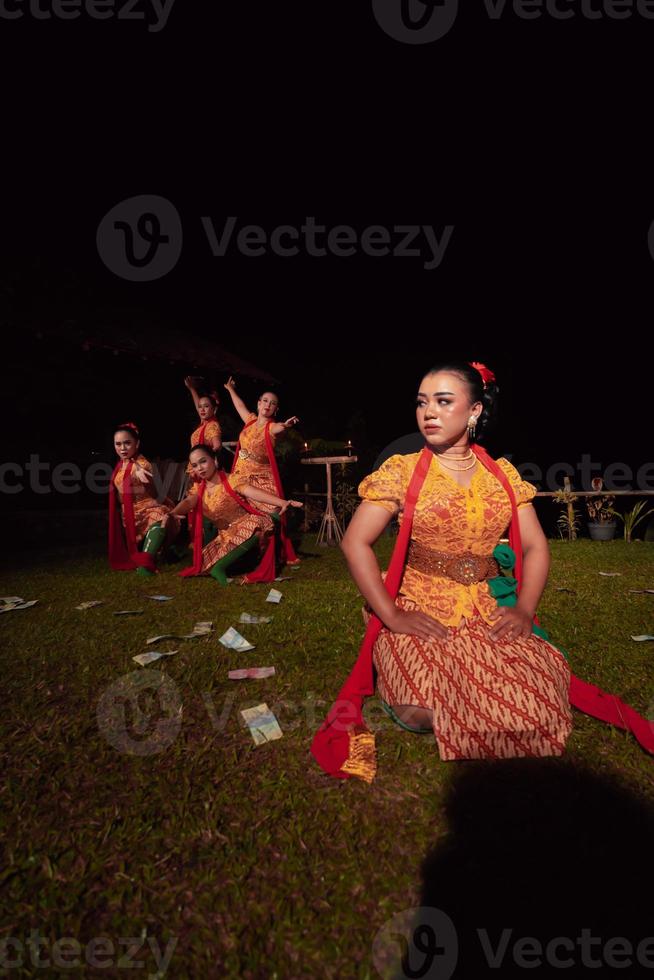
[223,375,301,579]
[311,360,654,783]
[108,423,174,577]
[162,444,303,584]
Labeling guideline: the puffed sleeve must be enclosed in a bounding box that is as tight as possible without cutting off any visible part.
[358,454,411,514]
[496,458,537,509]
[206,420,221,441]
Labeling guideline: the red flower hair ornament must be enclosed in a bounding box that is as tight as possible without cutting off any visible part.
[468,362,496,388]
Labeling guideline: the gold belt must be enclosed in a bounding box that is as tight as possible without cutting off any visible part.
[406,540,499,585]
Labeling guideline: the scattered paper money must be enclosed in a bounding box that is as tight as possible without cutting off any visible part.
[228,667,275,680]
[219,627,255,652]
[240,703,283,745]
[274,577,291,582]
[629,589,654,595]
[631,635,654,642]
[145,621,214,644]
[146,595,174,602]
[193,621,213,634]
[0,596,24,604]
[133,650,178,666]
[239,613,273,625]
[113,610,144,616]
[0,599,38,613]
[265,589,283,604]
[598,572,622,577]
[76,600,104,610]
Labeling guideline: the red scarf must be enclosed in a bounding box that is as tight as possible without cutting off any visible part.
[108,459,157,572]
[179,470,267,577]
[311,445,654,780]
[195,417,216,446]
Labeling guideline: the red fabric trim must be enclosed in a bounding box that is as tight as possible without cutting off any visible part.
[108,460,156,572]
[310,447,433,778]
[179,480,206,577]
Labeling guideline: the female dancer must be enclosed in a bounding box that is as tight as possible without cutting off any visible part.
[311,361,654,782]
[108,423,173,577]
[163,444,303,584]
[223,376,300,577]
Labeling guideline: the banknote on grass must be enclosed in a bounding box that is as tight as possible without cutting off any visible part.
[146,621,214,644]
[0,599,38,613]
[240,703,283,745]
[133,650,178,666]
[228,667,275,680]
[219,627,255,652]
[239,613,273,625]
[265,589,283,604]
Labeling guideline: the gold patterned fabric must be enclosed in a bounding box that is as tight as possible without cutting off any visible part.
[113,456,172,544]
[231,414,279,514]
[359,452,571,760]
[373,597,572,760]
[187,477,274,572]
[359,454,537,628]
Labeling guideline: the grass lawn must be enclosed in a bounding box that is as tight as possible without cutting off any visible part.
[1,537,654,978]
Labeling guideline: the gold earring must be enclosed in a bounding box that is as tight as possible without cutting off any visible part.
[467,416,478,441]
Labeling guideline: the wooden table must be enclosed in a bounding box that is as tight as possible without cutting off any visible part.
[301,455,358,545]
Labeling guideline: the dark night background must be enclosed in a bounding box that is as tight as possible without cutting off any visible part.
[1,2,652,523]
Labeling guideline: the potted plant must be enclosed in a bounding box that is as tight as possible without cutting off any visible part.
[608,499,654,543]
[586,478,616,541]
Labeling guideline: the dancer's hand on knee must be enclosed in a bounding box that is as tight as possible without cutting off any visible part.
[386,609,449,641]
[488,606,532,641]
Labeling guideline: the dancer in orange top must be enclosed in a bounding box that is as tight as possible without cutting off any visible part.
[163,444,302,583]
[184,376,222,463]
[108,423,174,577]
[312,360,654,783]
[223,376,300,579]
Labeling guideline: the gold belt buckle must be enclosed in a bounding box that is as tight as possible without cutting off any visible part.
[239,448,250,460]
[445,553,486,584]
